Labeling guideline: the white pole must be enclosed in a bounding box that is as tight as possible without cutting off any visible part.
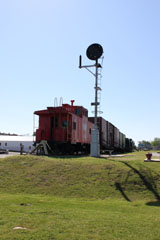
[90,60,100,157]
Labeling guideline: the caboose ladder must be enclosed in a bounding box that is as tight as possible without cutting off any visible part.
[30,140,53,155]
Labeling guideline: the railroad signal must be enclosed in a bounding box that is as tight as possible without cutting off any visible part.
[86,43,103,61]
[79,43,103,157]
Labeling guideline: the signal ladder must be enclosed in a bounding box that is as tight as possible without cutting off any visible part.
[92,56,104,129]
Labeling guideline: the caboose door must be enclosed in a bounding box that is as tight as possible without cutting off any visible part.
[50,117,54,141]
[67,114,72,142]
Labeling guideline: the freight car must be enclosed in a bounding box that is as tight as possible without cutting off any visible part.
[34,101,133,154]
[88,117,116,151]
[89,117,127,153]
[125,138,134,152]
[119,132,126,152]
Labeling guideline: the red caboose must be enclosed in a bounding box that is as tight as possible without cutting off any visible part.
[34,100,93,153]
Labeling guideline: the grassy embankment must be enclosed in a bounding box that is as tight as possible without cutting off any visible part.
[0,151,160,239]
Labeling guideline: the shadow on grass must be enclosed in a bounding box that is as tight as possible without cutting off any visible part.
[146,201,160,207]
[107,158,160,203]
[48,154,89,159]
[115,182,131,202]
[121,161,160,202]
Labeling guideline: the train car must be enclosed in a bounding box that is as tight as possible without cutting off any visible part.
[125,138,134,152]
[88,117,120,152]
[88,117,109,150]
[107,121,114,150]
[34,100,134,154]
[34,101,93,154]
[119,132,126,152]
[113,126,120,150]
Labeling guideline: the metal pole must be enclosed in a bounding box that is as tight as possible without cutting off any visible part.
[90,59,100,157]
[94,59,98,129]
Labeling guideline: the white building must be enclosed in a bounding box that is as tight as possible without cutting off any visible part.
[0,135,35,152]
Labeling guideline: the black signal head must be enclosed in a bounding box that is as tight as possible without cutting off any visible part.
[86,43,103,61]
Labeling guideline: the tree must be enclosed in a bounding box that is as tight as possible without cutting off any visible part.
[151,138,160,148]
[139,140,151,145]
[138,140,152,150]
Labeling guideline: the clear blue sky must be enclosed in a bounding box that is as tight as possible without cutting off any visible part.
[0,0,160,145]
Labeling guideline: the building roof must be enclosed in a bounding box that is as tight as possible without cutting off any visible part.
[0,135,35,142]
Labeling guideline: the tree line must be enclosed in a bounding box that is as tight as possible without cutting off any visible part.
[138,138,160,150]
[0,132,18,136]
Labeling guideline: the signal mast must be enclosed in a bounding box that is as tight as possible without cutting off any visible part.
[79,43,103,157]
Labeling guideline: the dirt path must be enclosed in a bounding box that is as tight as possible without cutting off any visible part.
[0,152,20,158]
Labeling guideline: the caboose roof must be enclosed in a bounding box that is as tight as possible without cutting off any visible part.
[34,103,88,117]
[34,106,69,115]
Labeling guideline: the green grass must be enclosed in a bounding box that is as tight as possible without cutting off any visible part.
[0,194,160,240]
[0,151,160,239]
[0,152,160,201]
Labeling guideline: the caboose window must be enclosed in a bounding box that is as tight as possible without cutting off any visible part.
[75,108,81,115]
[62,121,68,128]
[73,122,76,130]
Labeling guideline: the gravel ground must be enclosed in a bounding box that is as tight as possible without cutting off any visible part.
[152,152,160,157]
